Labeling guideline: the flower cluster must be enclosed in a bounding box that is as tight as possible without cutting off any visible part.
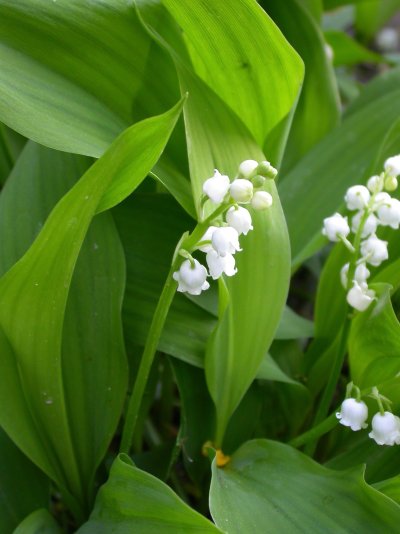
[322,154,400,311]
[173,159,277,295]
[337,385,400,446]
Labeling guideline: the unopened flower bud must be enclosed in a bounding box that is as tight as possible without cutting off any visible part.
[336,398,368,431]
[384,155,400,178]
[206,250,237,280]
[340,262,370,289]
[351,211,378,237]
[203,170,230,204]
[367,175,383,194]
[322,213,350,242]
[226,206,253,235]
[360,235,388,266]
[212,227,241,257]
[257,160,278,179]
[347,282,375,311]
[384,175,398,192]
[344,185,370,211]
[369,412,400,446]
[251,191,273,210]
[238,159,258,179]
[230,179,253,203]
[251,175,266,188]
[173,259,210,295]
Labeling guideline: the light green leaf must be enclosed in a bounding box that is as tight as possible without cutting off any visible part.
[0,0,152,156]
[275,306,314,339]
[210,439,400,533]
[0,103,182,514]
[13,509,61,534]
[355,0,400,42]
[0,428,49,534]
[374,475,400,506]
[77,454,221,533]
[162,0,304,162]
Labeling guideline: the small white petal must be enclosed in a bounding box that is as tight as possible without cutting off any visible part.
[212,227,241,257]
[360,235,388,266]
[384,155,400,178]
[173,259,209,295]
[198,226,218,252]
[226,206,253,235]
[238,160,258,178]
[351,211,378,237]
[206,250,237,280]
[367,175,383,194]
[340,263,349,289]
[369,412,400,446]
[336,398,368,431]
[230,179,253,203]
[322,213,350,242]
[347,282,375,311]
[251,191,273,210]
[203,170,230,204]
[344,185,370,211]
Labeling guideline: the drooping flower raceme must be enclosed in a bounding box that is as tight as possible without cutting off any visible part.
[321,154,400,312]
[173,159,277,295]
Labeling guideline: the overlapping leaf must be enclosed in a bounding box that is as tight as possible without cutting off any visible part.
[0,103,182,514]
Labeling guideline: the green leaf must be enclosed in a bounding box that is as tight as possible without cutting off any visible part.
[0,103,182,513]
[162,0,304,162]
[349,288,400,403]
[210,439,400,533]
[325,30,385,66]
[355,0,400,42]
[137,2,294,444]
[275,306,314,339]
[13,509,61,534]
[262,0,340,173]
[0,0,153,156]
[77,454,221,533]
[0,428,49,534]
[374,475,400,506]
[279,67,400,267]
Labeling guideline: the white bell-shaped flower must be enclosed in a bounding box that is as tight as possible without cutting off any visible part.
[372,191,391,211]
[367,175,383,194]
[347,281,375,311]
[340,262,370,289]
[226,206,253,235]
[344,185,370,210]
[384,155,400,178]
[369,411,400,445]
[351,211,378,237]
[336,398,368,431]
[198,226,218,253]
[238,159,258,179]
[211,226,241,257]
[230,179,253,203]
[360,234,389,266]
[206,250,237,280]
[251,191,273,210]
[203,170,230,204]
[322,213,350,242]
[377,197,400,229]
[173,259,210,295]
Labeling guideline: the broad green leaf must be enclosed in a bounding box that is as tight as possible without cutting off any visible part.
[325,30,385,66]
[162,0,304,163]
[349,289,400,404]
[77,454,221,533]
[262,0,340,173]
[279,67,400,267]
[137,4,294,444]
[375,476,400,506]
[0,103,182,513]
[0,0,156,156]
[275,306,314,339]
[0,428,49,534]
[210,439,400,533]
[13,509,61,534]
